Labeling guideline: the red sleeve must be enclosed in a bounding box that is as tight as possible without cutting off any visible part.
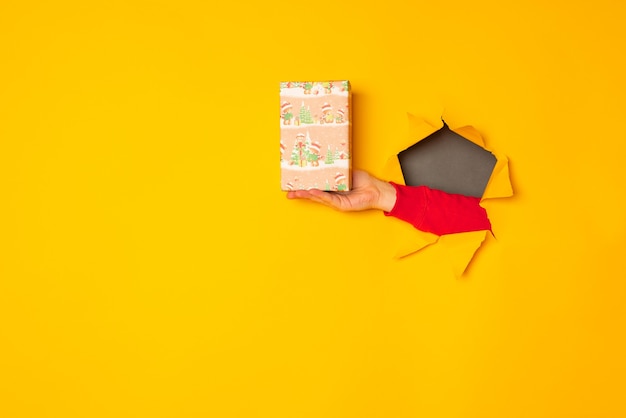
[383,182,491,236]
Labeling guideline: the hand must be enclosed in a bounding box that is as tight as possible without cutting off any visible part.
[286,170,397,212]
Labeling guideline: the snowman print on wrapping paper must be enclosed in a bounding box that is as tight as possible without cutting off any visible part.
[320,102,334,125]
[281,101,293,125]
[307,140,322,167]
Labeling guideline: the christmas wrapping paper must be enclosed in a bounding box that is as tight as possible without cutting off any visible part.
[280,81,351,191]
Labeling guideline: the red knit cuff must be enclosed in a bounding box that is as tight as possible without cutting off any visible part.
[383,182,428,231]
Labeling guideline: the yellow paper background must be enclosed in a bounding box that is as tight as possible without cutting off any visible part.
[1,1,625,417]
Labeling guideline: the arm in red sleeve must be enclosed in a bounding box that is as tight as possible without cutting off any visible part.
[384,182,491,236]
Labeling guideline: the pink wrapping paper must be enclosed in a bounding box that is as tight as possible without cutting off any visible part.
[280,81,351,191]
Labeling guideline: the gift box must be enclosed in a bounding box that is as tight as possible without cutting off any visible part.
[280,81,351,191]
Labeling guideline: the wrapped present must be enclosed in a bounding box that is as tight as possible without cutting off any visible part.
[280,81,351,191]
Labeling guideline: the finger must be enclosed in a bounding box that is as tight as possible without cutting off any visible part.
[286,190,313,199]
[287,189,351,211]
[307,189,339,205]
[309,190,352,210]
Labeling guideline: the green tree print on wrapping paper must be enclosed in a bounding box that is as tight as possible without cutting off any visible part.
[299,104,314,124]
[325,146,334,164]
[303,133,312,162]
[290,147,299,165]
